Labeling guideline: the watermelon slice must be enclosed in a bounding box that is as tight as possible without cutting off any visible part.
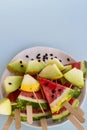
[18,108,51,121]
[38,77,74,113]
[52,97,79,122]
[7,89,21,103]
[16,90,49,110]
[7,89,21,113]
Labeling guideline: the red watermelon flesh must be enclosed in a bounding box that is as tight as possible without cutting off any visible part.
[7,89,21,103]
[38,77,74,113]
[21,107,50,114]
[17,89,49,110]
[20,89,46,100]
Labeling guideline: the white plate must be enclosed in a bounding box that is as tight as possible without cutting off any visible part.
[0,46,86,128]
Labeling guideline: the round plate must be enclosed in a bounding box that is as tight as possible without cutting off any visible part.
[0,46,86,128]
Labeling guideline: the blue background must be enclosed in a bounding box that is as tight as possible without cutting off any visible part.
[0,0,87,130]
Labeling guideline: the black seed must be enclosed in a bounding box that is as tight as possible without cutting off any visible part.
[58,89,62,92]
[51,95,54,98]
[67,58,70,61]
[45,53,48,56]
[43,56,46,58]
[8,82,12,85]
[45,57,48,60]
[38,59,41,62]
[20,61,22,64]
[50,54,53,56]
[54,56,57,59]
[51,57,53,60]
[31,95,34,98]
[59,59,62,62]
[20,65,24,67]
[51,89,55,94]
[26,55,29,58]
[31,58,34,60]
[37,53,40,57]
[44,82,49,86]
[25,55,29,58]
[36,56,41,59]
[43,59,45,62]
[36,54,41,59]
[43,54,48,59]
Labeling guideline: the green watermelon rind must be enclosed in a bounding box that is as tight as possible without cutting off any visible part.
[20,112,52,121]
[81,61,87,78]
[11,103,52,121]
[52,99,79,122]
[50,89,74,113]
[16,98,48,110]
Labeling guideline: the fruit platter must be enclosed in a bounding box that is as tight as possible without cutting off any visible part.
[0,46,86,130]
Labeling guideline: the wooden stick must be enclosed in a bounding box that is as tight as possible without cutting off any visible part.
[33,91,45,114]
[76,107,84,116]
[63,101,85,123]
[67,107,84,130]
[2,116,13,130]
[26,105,33,124]
[40,118,48,130]
[14,109,21,130]
[33,91,48,130]
[68,114,84,130]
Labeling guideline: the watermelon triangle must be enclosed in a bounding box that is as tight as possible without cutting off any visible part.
[38,77,74,113]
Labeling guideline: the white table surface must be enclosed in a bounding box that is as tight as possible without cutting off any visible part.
[0,0,87,130]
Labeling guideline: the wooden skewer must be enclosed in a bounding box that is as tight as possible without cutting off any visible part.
[63,101,85,123]
[68,114,84,130]
[26,105,33,124]
[33,91,45,114]
[33,91,48,130]
[2,116,13,130]
[40,118,48,130]
[14,109,21,130]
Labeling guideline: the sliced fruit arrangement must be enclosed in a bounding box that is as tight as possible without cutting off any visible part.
[0,58,86,124]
